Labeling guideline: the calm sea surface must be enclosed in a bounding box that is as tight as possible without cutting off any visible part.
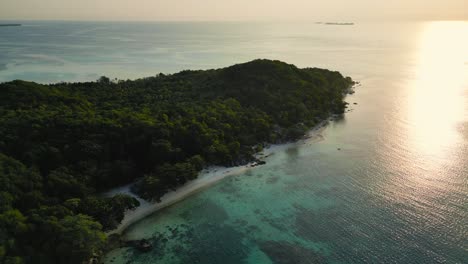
[1,21,467,263]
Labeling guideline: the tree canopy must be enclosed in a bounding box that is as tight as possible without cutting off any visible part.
[0,59,353,263]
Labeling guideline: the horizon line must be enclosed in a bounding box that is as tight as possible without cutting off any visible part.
[1,18,467,23]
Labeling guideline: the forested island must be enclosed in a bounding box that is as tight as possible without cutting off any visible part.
[0,59,353,263]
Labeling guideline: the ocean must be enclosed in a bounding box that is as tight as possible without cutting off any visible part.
[1,20,467,263]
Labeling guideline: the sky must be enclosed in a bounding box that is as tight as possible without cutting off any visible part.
[1,0,467,21]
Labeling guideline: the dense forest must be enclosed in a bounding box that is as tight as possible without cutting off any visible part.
[0,59,353,263]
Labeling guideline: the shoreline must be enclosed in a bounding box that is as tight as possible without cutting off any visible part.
[104,164,253,234]
[104,120,329,235]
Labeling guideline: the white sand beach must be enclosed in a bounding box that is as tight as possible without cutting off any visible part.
[104,121,328,234]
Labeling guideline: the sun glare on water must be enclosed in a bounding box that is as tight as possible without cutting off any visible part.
[407,21,468,162]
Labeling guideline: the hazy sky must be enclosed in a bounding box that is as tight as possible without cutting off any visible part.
[1,0,467,21]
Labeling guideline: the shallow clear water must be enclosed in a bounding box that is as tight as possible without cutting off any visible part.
[2,21,467,263]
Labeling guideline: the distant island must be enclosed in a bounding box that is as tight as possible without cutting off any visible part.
[325,22,354,26]
[316,22,355,26]
[0,59,354,264]
[0,24,22,27]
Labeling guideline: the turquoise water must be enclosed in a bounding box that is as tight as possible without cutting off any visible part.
[2,21,467,263]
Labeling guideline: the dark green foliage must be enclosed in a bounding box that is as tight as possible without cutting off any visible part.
[136,161,199,200]
[73,195,140,231]
[0,59,352,263]
[25,213,106,264]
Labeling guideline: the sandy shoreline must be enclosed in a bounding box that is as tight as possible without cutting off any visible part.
[104,164,253,234]
[104,120,329,234]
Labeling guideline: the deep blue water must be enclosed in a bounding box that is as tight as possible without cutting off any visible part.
[1,21,467,264]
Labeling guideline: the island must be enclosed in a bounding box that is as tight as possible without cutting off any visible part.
[0,59,354,264]
[0,24,22,27]
[325,22,355,26]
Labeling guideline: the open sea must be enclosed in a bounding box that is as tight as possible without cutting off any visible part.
[1,21,467,263]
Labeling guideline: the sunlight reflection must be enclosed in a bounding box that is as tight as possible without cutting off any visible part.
[407,21,468,160]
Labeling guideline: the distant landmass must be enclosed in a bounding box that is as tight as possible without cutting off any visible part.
[325,22,354,26]
[316,22,355,26]
[0,24,21,27]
